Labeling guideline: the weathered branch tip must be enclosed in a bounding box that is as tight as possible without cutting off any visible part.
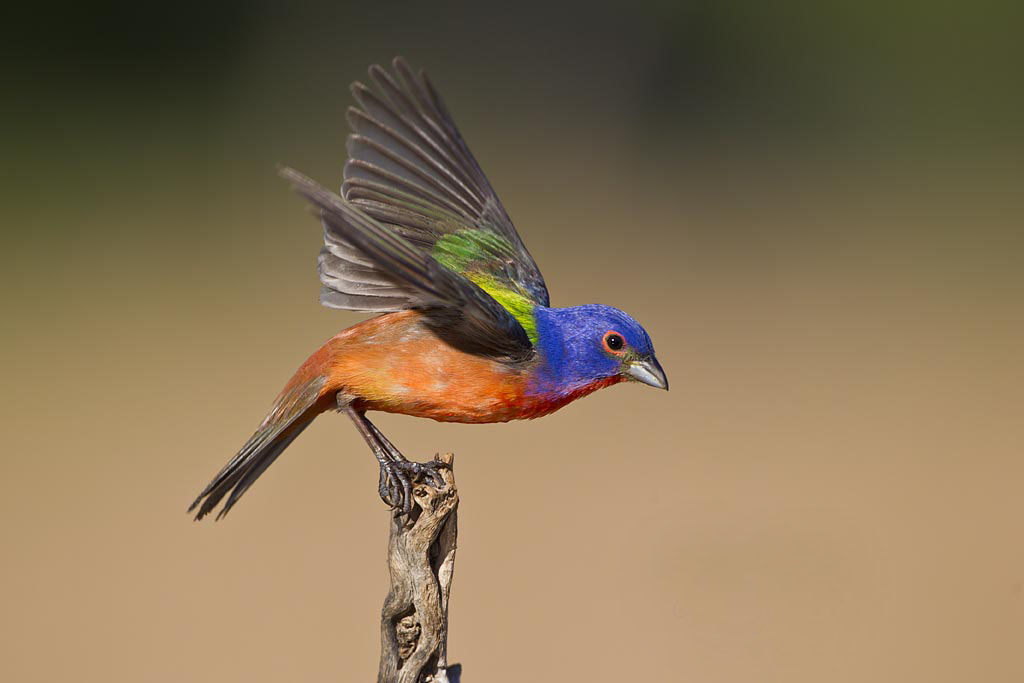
[378,453,460,683]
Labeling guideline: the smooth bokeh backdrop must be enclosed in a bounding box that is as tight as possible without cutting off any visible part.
[2,3,1022,681]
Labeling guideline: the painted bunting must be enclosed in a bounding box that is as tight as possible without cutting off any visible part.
[190,57,667,520]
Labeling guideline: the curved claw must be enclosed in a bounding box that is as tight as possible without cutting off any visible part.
[378,463,409,510]
[377,459,450,513]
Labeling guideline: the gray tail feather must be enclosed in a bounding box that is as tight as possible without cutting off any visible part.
[189,376,326,521]
[188,421,311,521]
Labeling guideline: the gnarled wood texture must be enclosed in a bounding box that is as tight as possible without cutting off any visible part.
[378,452,461,683]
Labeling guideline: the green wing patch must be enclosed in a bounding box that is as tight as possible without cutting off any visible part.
[432,230,539,344]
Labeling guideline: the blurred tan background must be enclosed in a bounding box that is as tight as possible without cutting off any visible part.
[2,2,1022,681]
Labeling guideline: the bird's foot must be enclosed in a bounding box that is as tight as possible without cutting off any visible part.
[378,456,452,513]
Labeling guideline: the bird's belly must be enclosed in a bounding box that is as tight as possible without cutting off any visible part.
[357,365,532,424]
[329,313,535,423]
[366,387,526,423]
[357,367,622,424]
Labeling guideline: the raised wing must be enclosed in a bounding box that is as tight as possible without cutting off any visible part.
[281,168,533,361]
[317,57,549,323]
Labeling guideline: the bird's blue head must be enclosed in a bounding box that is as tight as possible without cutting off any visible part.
[532,304,668,396]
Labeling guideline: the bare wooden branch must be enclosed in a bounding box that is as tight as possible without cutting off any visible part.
[378,452,461,683]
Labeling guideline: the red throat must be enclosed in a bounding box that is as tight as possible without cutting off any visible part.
[515,375,625,420]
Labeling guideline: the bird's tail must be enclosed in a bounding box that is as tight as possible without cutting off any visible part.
[189,374,330,521]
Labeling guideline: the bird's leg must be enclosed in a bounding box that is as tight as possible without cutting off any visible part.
[343,405,408,509]
[342,403,448,513]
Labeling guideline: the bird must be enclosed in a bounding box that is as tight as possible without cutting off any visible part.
[189,57,668,520]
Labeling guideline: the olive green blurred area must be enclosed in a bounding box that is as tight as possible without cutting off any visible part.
[1,2,1022,682]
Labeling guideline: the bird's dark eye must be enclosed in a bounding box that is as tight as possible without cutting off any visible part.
[603,331,625,353]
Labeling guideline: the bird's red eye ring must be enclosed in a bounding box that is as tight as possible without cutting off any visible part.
[603,331,626,354]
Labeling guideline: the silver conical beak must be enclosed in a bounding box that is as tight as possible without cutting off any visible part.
[625,356,669,390]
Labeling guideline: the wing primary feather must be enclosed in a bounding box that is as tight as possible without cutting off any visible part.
[282,168,437,281]
[349,86,485,209]
[359,70,486,204]
[390,61,485,195]
[343,155,472,219]
[344,129,479,217]
[343,174,471,225]
[319,287,407,312]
